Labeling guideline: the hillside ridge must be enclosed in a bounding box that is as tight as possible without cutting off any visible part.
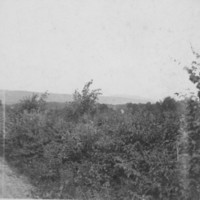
[0,90,153,105]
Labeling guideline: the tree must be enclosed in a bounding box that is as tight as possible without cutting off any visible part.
[183,48,200,199]
[162,97,177,111]
[18,92,48,113]
[185,47,200,99]
[73,80,102,114]
[65,80,102,122]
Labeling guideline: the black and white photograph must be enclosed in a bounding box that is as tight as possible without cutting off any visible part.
[0,0,200,199]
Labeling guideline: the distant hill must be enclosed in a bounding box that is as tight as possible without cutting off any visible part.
[0,90,152,105]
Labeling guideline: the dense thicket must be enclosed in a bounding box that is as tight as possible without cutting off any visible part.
[2,60,200,200]
[0,81,184,200]
[1,46,200,199]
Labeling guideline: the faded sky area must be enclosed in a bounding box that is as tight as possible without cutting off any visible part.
[0,0,200,100]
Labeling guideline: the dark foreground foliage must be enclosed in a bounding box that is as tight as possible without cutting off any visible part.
[1,79,200,199]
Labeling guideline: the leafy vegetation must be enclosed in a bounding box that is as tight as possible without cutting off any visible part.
[1,55,200,200]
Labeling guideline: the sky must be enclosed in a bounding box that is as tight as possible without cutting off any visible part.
[0,0,200,101]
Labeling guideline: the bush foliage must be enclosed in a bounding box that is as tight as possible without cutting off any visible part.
[1,77,200,199]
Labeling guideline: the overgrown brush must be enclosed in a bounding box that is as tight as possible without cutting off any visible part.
[3,81,193,199]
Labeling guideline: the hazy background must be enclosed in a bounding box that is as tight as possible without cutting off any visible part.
[0,0,200,101]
